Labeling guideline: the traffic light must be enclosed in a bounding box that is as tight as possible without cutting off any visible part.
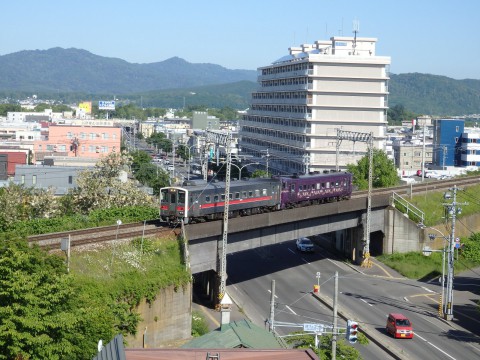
[346,320,358,344]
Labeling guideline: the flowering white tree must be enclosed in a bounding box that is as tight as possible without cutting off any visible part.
[72,151,153,213]
[0,183,61,230]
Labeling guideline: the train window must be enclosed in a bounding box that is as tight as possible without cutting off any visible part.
[326,182,330,188]
[262,189,267,196]
[205,195,211,203]
[229,193,233,200]
[214,195,219,202]
[235,192,240,199]
[221,194,225,201]
[290,184,295,192]
[249,191,253,197]
[160,189,168,201]
[171,193,176,203]
[282,182,287,190]
[299,185,303,191]
[243,191,247,198]
[178,191,186,203]
[321,183,325,189]
[316,183,321,190]
[255,189,259,197]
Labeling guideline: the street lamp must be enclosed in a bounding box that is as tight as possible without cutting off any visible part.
[230,162,260,179]
[185,144,197,181]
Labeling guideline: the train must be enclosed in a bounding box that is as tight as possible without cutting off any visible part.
[159,172,353,224]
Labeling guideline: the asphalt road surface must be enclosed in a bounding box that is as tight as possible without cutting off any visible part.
[223,241,480,360]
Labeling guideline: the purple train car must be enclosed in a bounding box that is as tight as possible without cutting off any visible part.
[277,172,353,209]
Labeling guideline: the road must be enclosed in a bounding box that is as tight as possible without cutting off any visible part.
[224,241,480,360]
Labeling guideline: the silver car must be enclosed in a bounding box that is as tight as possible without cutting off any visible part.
[296,237,314,252]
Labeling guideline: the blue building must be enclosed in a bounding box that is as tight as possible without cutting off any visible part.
[432,119,464,168]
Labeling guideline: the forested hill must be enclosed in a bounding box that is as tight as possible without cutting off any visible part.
[0,48,257,93]
[389,73,480,116]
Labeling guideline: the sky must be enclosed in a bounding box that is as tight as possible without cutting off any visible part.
[1,0,479,80]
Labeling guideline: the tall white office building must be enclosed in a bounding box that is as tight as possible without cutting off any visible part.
[239,36,391,174]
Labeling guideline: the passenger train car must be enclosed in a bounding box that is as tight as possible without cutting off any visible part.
[160,172,353,224]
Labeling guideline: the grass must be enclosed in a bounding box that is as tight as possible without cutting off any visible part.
[377,251,480,280]
[406,179,480,226]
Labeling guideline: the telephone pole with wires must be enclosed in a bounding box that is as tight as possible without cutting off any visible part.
[443,185,467,320]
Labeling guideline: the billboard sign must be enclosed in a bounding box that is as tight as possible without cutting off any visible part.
[99,100,116,110]
[78,101,92,114]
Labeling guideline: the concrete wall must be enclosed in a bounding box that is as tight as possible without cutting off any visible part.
[125,283,192,348]
[384,206,424,254]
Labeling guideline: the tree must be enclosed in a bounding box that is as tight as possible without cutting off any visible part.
[0,184,62,231]
[133,162,170,195]
[285,331,367,360]
[346,149,399,190]
[0,239,114,359]
[72,152,153,213]
[251,169,269,178]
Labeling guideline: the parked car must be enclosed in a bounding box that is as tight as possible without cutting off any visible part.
[296,237,314,252]
[167,165,174,171]
[386,313,414,339]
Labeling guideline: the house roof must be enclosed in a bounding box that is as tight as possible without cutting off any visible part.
[181,319,284,349]
[125,348,319,360]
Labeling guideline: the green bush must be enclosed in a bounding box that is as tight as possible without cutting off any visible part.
[192,310,209,337]
[0,205,159,239]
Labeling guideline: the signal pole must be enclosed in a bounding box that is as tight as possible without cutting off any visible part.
[444,185,467,320]
[331,271,338,360]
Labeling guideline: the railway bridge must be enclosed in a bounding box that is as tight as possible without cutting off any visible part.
[186,191,422,275]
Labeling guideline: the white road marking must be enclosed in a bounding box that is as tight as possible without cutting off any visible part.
[288,248,296,254]
[360,298,373,307]
[404,296,409,302]
[285,305,297,315]
[267,289,278,298]
[415,333,457,360]
[302,258,310,264]
[421,286,435,293]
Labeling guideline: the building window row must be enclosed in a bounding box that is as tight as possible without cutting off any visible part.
[252,91,308,100]
[462,138,480,143]
[250,104,311,114]
[66,132,114,140]
[261,62,312,75]
[261,77,310,88]
[242,126,308,144]
[243,115,310,129]
[241,137,305,157]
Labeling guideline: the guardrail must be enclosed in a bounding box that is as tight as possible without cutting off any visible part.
[391,192,425,225]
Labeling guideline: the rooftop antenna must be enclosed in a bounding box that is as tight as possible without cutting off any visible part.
[352,19,360,55]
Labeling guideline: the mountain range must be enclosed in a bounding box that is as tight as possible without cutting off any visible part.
[0,47,479,116]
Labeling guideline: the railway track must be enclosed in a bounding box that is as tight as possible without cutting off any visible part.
[351,175,480,199]
[28,221,179,250]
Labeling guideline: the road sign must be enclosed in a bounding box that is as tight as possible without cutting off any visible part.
[422,246,432,256]
[99,100,116,110]
[316,271,321,278]
[303,323,324,333]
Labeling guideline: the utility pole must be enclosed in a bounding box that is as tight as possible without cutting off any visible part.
[332,271,338,360]
[443,185,467,320]
[269,280,275,332]
[336,129,374,267]
[421,118,426,182]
